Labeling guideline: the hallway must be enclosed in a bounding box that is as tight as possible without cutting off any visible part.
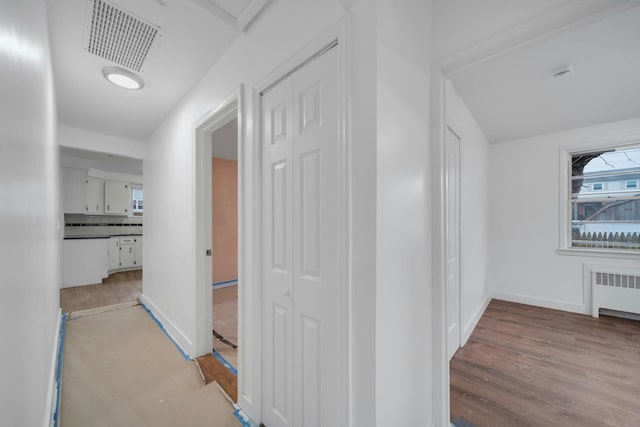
[59,305,236,426]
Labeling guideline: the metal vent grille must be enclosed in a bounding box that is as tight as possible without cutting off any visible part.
[594,272,640,289]
[84,0,161,72]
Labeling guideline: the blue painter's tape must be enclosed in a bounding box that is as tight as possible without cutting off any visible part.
[212,350,238,376]
[211,279,238,288]
[139,302,192,361]
[212,278,238,287]
[53,312,68,427]
[234,408,258,427]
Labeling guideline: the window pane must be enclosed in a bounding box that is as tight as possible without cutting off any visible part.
[571,146,640,250]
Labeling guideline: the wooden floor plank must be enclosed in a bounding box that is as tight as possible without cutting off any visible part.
[451,300,640,427]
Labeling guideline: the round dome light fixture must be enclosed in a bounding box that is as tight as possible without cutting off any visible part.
[102,66,144,90]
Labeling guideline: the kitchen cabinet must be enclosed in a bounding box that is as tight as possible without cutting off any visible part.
[108,237,119,271]
[118,236,136,269]
[63,238,109,287]
[85,176,104,214]
[134,236,143,266]
[104,180,130,215]
[62,168,86,214]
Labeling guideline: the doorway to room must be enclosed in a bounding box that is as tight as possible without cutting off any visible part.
[210,117,240,369]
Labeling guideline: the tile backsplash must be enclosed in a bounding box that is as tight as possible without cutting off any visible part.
[64,214,143,237]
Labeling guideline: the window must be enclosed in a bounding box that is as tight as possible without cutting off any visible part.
[570,145,640,252]
[131,186,143,216]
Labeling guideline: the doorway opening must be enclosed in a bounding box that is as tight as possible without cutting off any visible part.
[193,87,243,395]
[210,117,240,369]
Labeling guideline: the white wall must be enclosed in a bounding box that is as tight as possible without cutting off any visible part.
[59,124,145,159]
[348,2,377,426]
[0,0,61,425]
[142,0,361,422]
[488,117,640,312]
[445,81,490,343]
[376,0,433,425]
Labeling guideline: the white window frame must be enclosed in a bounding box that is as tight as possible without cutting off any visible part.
[591,182,604,191]
[558,138,640,260]
[130,184,143,217]
[626,180,638,189]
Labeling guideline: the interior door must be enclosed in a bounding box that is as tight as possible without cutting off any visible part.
[445,126,461,361]
[262,46,340,427]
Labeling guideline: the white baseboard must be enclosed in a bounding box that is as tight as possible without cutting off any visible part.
[491,290,586,314]
[44,309,62,427]
[139,294,193,358]
[461,292,492,346]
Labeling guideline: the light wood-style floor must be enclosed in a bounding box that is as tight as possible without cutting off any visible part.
[450,299,640,427]
[60,270,142,313]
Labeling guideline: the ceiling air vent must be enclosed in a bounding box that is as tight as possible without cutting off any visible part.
[84,0,162,72]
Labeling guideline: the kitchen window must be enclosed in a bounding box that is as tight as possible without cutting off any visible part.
[131,186,143,216]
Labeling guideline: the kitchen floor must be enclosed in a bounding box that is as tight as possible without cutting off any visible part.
[59,270,142,313]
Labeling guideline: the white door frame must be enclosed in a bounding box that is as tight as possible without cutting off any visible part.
[194,87,243,359]
[445,123,463,362]
[251,19,351,424]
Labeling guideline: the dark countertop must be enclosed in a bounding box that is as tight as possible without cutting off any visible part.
[64,234,142,240]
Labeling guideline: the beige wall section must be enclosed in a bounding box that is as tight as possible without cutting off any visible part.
[212,157,238,283]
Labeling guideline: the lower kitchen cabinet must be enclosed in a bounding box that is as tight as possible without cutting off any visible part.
[63,238,109,288]
[118,236,136,269]
[108,237,119,271]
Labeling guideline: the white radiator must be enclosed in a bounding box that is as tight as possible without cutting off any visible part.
[591,270,640,318]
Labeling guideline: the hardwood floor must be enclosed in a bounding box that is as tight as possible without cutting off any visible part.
[60,270,142,313]
[450,299,640,427]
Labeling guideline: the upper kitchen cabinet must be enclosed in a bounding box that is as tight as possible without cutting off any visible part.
[84,176,104,214]
[62,167,87,214]
[104,180,130,215]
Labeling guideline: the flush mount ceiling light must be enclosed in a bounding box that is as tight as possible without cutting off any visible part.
[102,67,144,90]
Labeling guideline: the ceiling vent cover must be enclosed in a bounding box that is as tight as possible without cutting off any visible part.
[84,0,162,72]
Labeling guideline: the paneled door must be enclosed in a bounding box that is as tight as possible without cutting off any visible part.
[445,126,461,361]
[262,46,340,427]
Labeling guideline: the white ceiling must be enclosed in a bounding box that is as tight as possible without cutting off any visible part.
[436,0,640,143]
[47,0,247,141]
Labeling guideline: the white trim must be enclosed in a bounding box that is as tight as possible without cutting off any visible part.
[438,0,636,75]
[430,67,449,427]
[461,292,492,346]
[139,294,193,354]
[190,0,268,32]
[558,136,640,252]
[252,18,351,426]
[557,248,640,260]
[491,291,586,315]
[43,309,62,427]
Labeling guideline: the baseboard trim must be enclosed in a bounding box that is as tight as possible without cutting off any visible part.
[43,309,61,427]
[44,309,67,427]
[491,291,585,314]
[461,292,492,346]
[139,295,193,360]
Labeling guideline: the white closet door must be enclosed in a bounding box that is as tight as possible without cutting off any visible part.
[262,46,340,427]
[262,73,295,427]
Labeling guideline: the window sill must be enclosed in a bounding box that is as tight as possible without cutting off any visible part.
[557,248,640,260]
